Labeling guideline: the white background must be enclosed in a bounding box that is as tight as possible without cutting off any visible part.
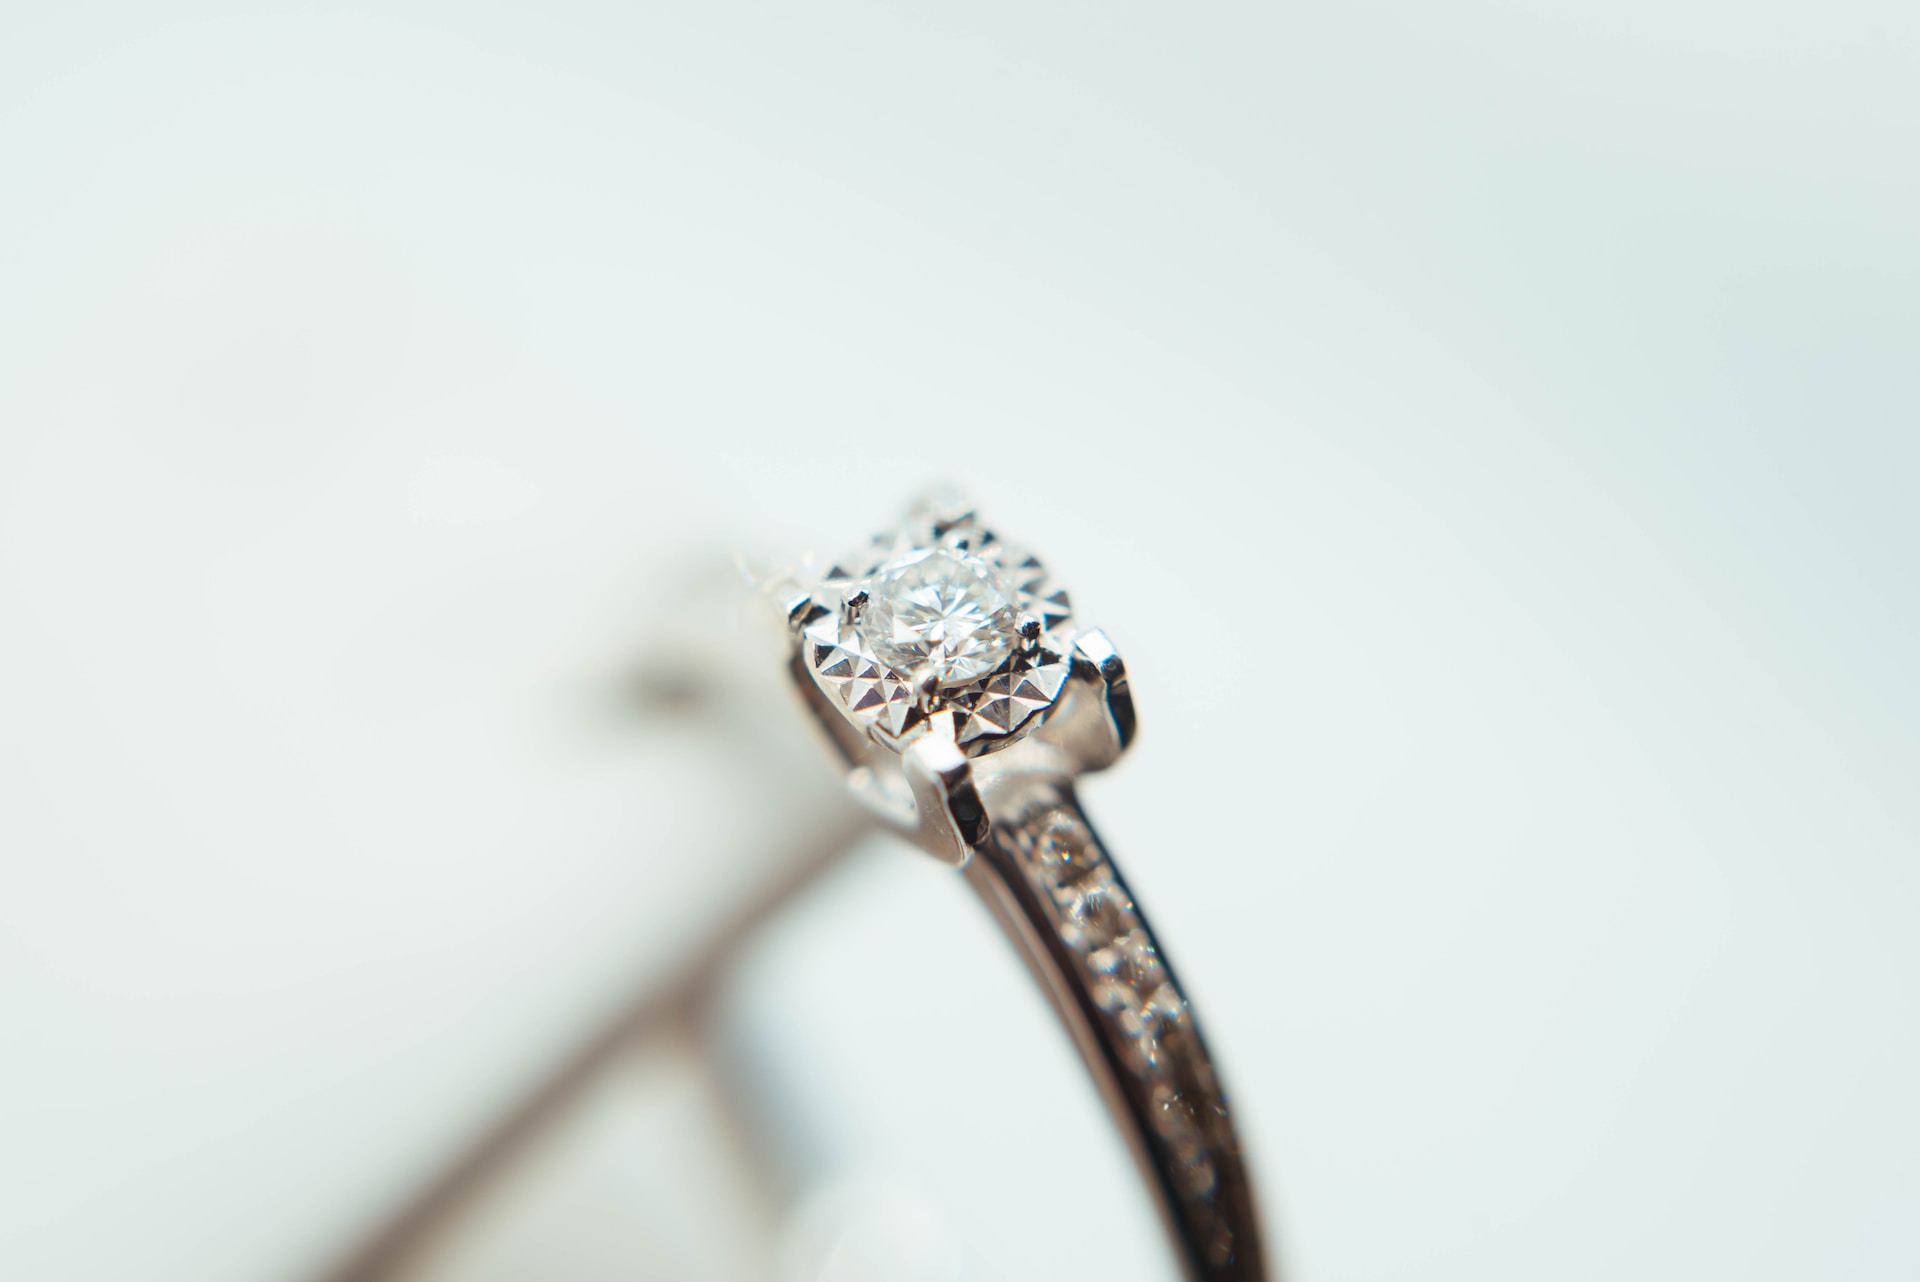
[2,3,1917,1280]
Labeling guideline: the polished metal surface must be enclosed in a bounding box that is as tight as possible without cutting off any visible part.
[781,499,1269,1281]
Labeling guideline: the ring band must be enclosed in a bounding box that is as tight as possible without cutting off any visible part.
[769,495,1268,1280]
[969,780,1266,1279]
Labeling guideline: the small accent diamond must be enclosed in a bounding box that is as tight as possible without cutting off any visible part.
[1088,931,1164,1012]
[1058,866,1133,951]
[1034,813,1099,886]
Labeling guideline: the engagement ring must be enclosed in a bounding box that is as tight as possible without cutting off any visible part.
[765,494,1268,1281]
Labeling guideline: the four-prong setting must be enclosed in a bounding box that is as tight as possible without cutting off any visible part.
[780,496,1133,865]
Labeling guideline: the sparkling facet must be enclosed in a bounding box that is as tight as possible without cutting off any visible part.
[1058,866,1134,951]
[1034,813,1098,887]
[856,548,1020,686]
[799,503,1075,753]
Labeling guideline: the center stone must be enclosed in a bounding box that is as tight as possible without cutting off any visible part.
[856,548,1019,685]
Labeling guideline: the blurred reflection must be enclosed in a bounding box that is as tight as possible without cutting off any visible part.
[334,823,1177,1282]
[318,568,1156,1282]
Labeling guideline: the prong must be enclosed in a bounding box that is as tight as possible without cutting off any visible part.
[1030,628,1137,774]
[1016,612,1042,652]
[911,663,943,712]
[780,589,815,636]
[1072,628,1136,753]
[900,715,988,865]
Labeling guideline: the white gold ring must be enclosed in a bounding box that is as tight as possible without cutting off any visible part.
[764,493,1269,1281]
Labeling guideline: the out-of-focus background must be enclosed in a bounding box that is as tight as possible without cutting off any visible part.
[3,4,1917,1281]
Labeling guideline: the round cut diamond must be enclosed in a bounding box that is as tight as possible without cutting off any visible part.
[857,548,1019,685]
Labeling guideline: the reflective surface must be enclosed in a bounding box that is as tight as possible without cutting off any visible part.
[5,4,1920,1281]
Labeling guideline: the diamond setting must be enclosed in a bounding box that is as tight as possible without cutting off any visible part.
[1002,791,1238,1265]
[793,498,1076,756]
[856,548,1020,685]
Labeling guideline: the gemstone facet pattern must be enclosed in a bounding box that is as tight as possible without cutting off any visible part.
[795,501,1076,755]
[856,548,1019,685]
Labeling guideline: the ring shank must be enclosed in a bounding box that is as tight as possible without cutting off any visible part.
[964,778,1268,1282]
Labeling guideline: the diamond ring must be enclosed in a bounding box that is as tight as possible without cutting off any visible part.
[766,494,1269,1281]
